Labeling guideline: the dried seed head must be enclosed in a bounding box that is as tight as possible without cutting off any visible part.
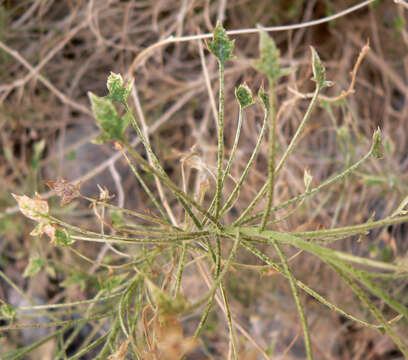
[46,178,81,205]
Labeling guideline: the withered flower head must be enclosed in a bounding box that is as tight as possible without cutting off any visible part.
[46,178,81,205]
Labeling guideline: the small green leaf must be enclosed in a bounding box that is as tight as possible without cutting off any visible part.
[258,87,269,111]
[89,92,127,142]
[207,23,235,64]
[1,303,16,320]
[107,72,133,104]
[23,256,44,277]
[372,128,384,159]
[235,84,253,108]
[54,228,74,247]
[253,26,293,80]
[310,47,332,89]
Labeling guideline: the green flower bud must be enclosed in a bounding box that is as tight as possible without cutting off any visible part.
[258,87,269,111]
[253,26,293,80]
[208,23,235,64]
[107,72,133,104]
[235,84,253,108]
[310,47,332,89]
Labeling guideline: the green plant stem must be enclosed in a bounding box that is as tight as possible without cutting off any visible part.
[120,148,169,221]
[220,284,238,360]
[240,240,400,330]
[82,195,178,228]
[95,317,120,360]
[50,215,209,243]
[215,62,225,220]
[237,145,373,226]
[260,79,277,231]
[222,105,243,188]
[174,243,187,296]
[215,233,221,278]
[328,262,408,357]
[234,86,320,225]
[125,106,165,177]
[0,270,59,323]
[14,293,122,312]
[219,102,269,217]
[0,311,112,331]
[2,324,72,360]
[193,232,241,335]
[205,105,244,220]
[236,225,407,272]
[67,332,110,360]
[329,257,408,319]
[123,140,222,229]
[271,239,313,360]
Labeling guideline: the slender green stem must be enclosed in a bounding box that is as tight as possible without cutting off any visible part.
[67,332,110,360]
[120,148,169,221]
[220,284,238,360]
[192,232,241,334]
[1,311,112,331]
[328,262,408,358]
[271,239,313,360]
[123,141,222,229]
[236,226,406,272]
[95,317,120,360]
[219,103,269,217]
[125,106,166,177]
[15,293,122,312]
[204,105,244,221]
[215,233,221,278]
[215,62,225,220]
[240,240,396,330]
[222,105,244,188]
[174,243,187,296]
[260,79,277,231]
[291,213,408,239]
[330,258,408,320]
[2,325,72,360]
[234,86,320,225]
[193,295,215,338]
[237,145,373,226]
